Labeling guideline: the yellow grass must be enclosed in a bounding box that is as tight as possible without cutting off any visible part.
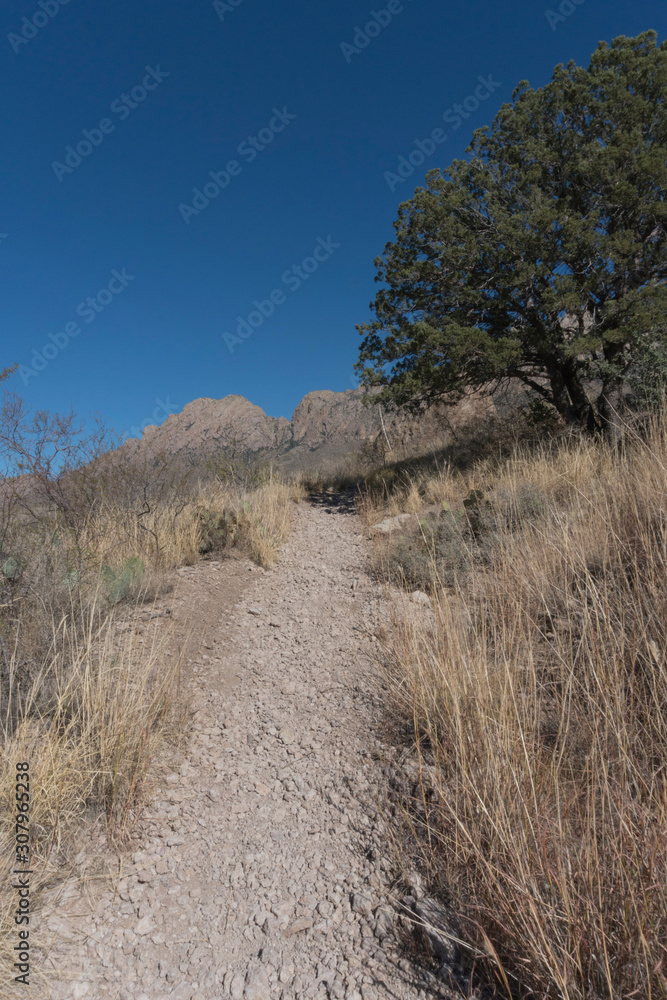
[201,477,304,568]
[382,421,667,998]
[0,598,184,986]
[0,465,302,986]
[53,471,304,577]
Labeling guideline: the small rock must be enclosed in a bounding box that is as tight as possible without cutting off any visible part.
[271,901,292,922]
[247,607,263,616]
[351,893,373,916]
[285,917,313,936]
[411,896,458,970]
[411,590,431,606]
[373,906,393,940]
[369,513,416,537]
[229,972,245,1000]
[135,916,155,936]
[244,966,269,999]
[169,983,195,1000]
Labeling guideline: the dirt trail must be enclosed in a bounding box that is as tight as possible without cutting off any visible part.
[37,495,452,1000]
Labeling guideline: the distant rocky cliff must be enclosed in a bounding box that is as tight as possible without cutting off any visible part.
[119,386,509,471]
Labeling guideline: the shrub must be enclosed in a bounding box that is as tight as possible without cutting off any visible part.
[100,557,145,604]
[196,508,231,554]
[0,389,300,986]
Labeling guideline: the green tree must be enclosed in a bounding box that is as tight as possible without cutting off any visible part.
[356,32,667,441]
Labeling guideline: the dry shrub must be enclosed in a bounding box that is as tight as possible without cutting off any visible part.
[0,597,184,986]
[199,476,304,568]
[386,419,667,999]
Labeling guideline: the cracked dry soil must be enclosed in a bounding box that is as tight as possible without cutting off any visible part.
[36,494,456,1000]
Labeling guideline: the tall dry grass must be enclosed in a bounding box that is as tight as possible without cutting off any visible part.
[383,421,667,998]
[0,595,185,985]
[68,471,302,576]
[0,395,303,986]
[199,475,303,568]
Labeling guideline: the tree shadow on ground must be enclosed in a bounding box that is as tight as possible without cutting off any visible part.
[306,489,359,515]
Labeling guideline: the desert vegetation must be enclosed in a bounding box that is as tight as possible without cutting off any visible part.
[357,31,667,445]
[360,414,667,998]
[350,30,667,996]
[0,388,301,983]
[2,22,666,997]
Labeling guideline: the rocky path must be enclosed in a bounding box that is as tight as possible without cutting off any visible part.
[37,495,454,1000]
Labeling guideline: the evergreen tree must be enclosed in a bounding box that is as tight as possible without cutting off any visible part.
[356,32,667,440]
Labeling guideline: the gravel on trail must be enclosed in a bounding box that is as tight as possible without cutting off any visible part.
[37,495,457,1000]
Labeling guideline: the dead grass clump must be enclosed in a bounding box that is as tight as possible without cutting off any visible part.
[0,598,184,985]
[371,483,552,593]
[199,476,304,568]
[385,419,667,999]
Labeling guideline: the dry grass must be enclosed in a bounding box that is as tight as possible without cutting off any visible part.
[381,420,667,999]
[0,596,185,986]
[200,476,304,568]
[70,472,304,577]
[0,402,302,987]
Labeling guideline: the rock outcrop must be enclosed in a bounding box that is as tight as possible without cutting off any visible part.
[119,385,513,471]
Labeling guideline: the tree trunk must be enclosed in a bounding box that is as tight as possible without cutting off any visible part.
[562,359,597,433]
[598,377,626,447]
[547,363,596,431]
[598,341,628,446]
[547,367,578,424]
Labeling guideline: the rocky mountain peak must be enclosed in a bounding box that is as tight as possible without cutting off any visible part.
[119,385,503,470]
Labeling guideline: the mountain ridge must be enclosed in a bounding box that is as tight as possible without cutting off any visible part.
[119,385,508,471]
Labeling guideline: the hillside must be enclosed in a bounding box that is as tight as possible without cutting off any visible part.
[118,385,517,472]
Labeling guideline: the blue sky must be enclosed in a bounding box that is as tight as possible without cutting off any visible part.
[2,0,665,438]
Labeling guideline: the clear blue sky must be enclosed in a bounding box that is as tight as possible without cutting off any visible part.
[2,0,665,438]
